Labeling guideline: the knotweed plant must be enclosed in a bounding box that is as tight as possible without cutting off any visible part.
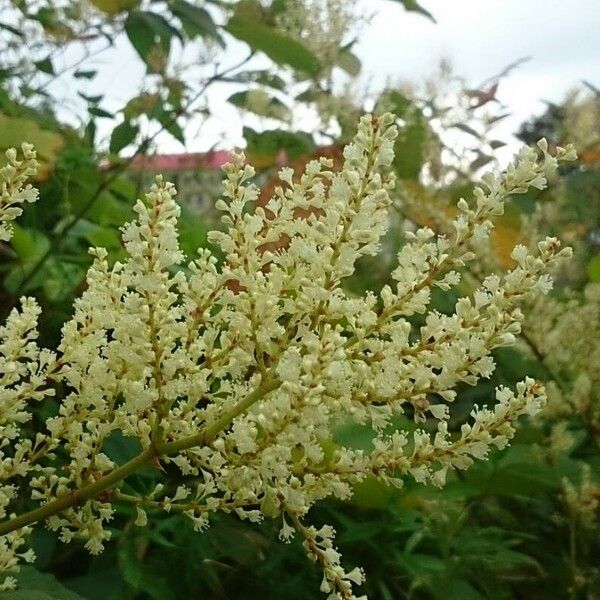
[0,115,576,597]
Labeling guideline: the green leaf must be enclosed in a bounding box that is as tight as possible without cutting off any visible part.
[90,0,140,15]
[393,110,428,179]
[73,69,97,80]
[388,0,436,22]
[10,225,50,261]
[228,90,290,121]
[336,49,361,77]
[588,254,600,282]
[43,260,85,302]
[243,127,314,164]
[0,22,23,37]
[78,92,103,104]
[4,567,85,600]
[0,112,64,177]
[88,106,114,119]
[224,69,287,91]
[156,110,185,144]
[376,89,412,119]
[453,122,480,138]
[225,1,321,75]
[170,0,223,44]
[470,152,494,172]
[75,221,122,249]
[109,120,139,154]
[124,11,180,70]
[34,57,54,75]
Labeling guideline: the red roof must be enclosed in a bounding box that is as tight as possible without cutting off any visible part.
[128,150,233,172]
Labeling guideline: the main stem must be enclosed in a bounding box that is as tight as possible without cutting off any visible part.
[0,376,279,537]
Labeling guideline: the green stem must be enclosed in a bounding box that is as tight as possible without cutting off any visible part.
[0,374,279,537]
[156,376,280,454]
[0,447,154,536]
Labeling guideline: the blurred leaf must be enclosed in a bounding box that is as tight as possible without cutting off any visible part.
[388,0,436,22]
[78,92,103,104]
[90,0,140,15]
[73,69,97,80]
[72,219,121,249]
[394,112,427,179]
[453,123,480,138]
[377,89,412,119]
[336,49,361,77]
[9,225,50,261]
[170,0,223,44]
[5,567,85,600]
[88,106,113,119]
[34,57,54,75]
[588,254,600,282]
[124,11,180,70]
[109,120,139,154]
[119,540,175,600]
[43,260,85,302]
[156,110,184,144]
[226,1,321,75]
[0,113,64,179]
[224,69,286,91]
[228,90,290,121]
[243,127,314,166]
[470,152,494,172]
[103,430,143,464]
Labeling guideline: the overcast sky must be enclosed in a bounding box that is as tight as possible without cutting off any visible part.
[358,0,599,137]
[58,0,600,156]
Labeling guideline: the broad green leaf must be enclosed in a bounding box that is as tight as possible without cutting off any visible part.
[394,111,428,179]
[109,120,139,154]
[170,0,223,44]
[3,567,85,600]
[224,69,287,91]
[76,221,122,249]
[90,0,140,15]
[225,1,321,75]
[34,57,54,75]
[85,192,133,226]
[178,207,208,259]
[336,49,361,76]
[0,113,64,179]
[376,89,412,119]
[588,254,600,282]
[156,110,185,144]
[124,11,180,71]
[43,260,85,302]
[243,127,314,165]
[228,90,290,121]
[10,224,50,261]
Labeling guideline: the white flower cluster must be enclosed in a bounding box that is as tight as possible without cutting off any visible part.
[563,464,600,531]
[0,117,576,596]
[526,283,600,440]
[0,144,39,242]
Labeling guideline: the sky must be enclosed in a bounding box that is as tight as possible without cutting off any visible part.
[51,0,600,158]
[357,0,599,145]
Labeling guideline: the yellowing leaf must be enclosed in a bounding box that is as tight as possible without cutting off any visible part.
[90,0,140,16]
[0,113,64,180]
